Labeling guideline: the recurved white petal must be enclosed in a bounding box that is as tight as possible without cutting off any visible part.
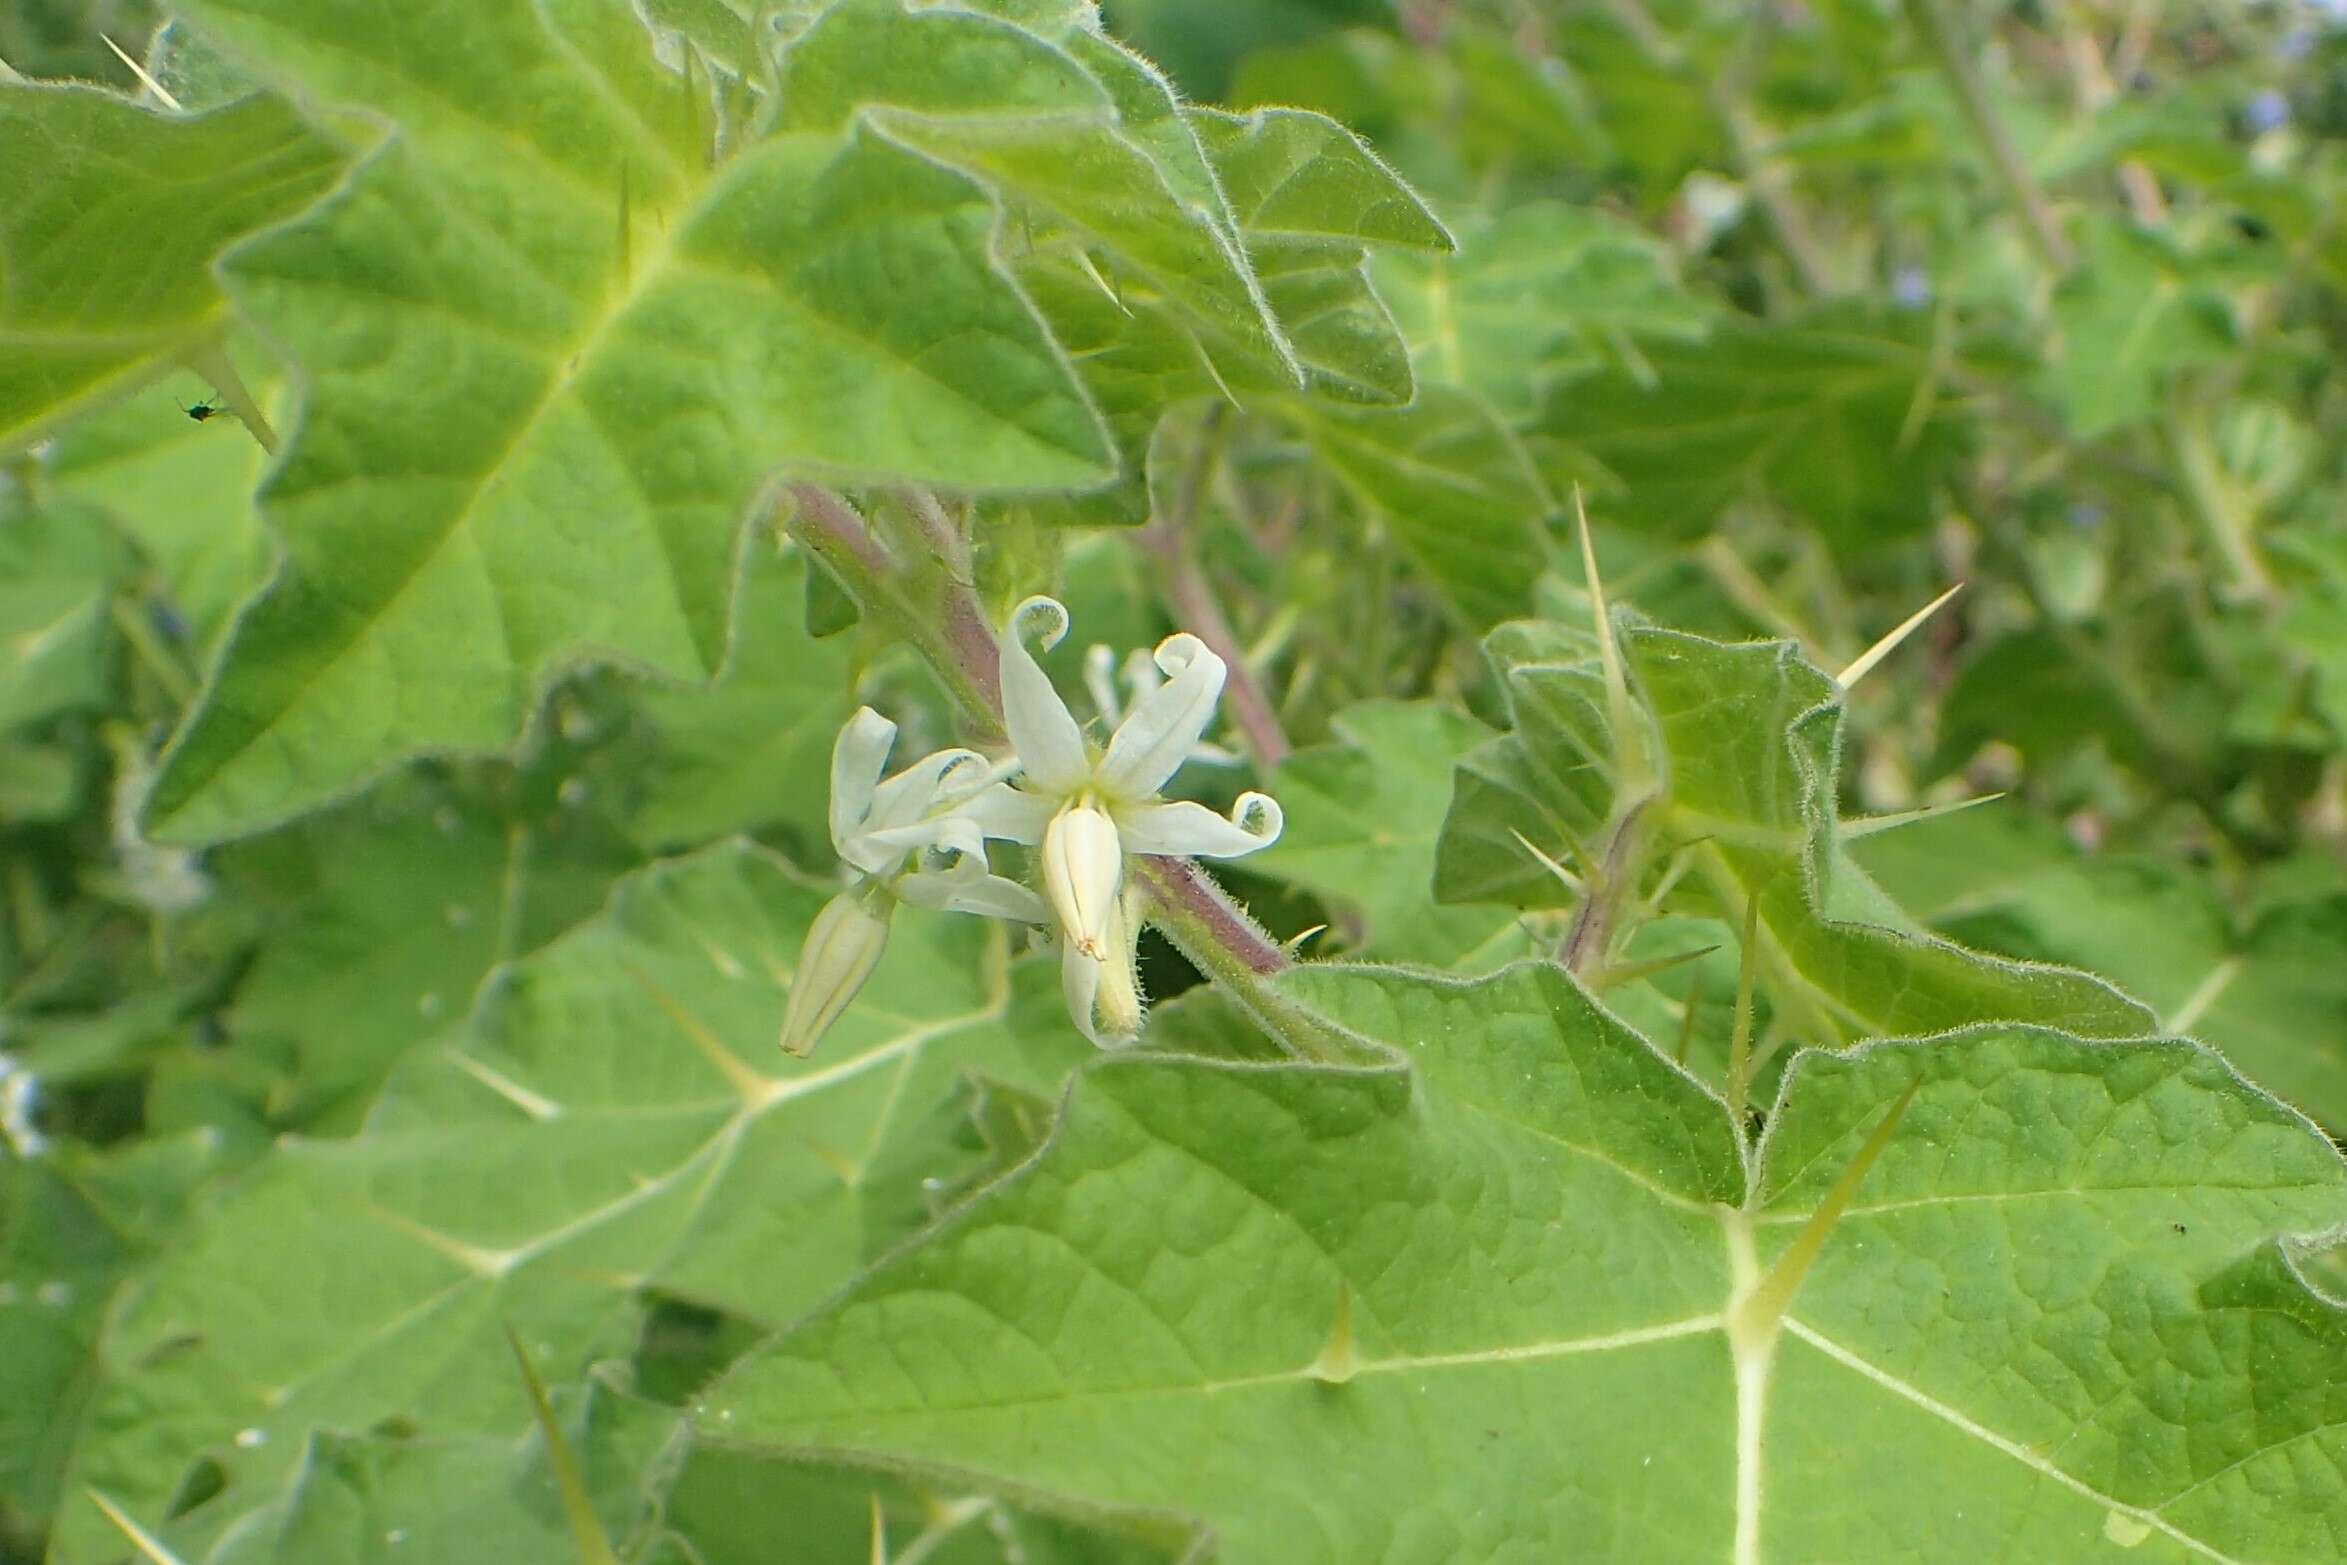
[864,747,987,831]
[954,780,1055,845]
[1000,596,1090,792]
[897,854,1049,922]
[1098,633,1226,798]
[1041,802,1123,957]
[840,813,984,876]
[828,707,898,852]
[1117,792,1283,858]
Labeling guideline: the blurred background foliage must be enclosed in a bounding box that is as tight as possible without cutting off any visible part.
[6,0,2347,1559]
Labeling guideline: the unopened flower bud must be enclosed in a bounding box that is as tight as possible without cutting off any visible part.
[1042,802,1122,958]
[1093,895,1145,1042]
[1060,886,1146,1048]
[780,891,892,1058]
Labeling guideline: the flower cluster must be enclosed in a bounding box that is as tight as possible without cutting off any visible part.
[782,596,1282,1055]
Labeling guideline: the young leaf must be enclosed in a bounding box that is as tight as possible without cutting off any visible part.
[49,844,1092,1564]
[0,83,346,453]
[1018,99,1450,524]
[0,496,130,729]
[1436,621,2155,1043]
[1186,106,1451,253]
[1193,103,1449,406]
[776,1,1293,382]
[702,962,2347,1562]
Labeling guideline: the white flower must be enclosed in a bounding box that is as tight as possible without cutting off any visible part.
[965,596,1282,1045]
[782,708,1046,1057]
[1085,644,1240,767]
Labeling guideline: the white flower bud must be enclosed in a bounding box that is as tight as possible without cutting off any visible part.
[1041,802,1123,959]
[1093,893,1145,1042]
[1059,888,1146,1049]
[780,891,892,1059]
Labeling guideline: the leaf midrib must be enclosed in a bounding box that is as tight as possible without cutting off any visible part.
[155,161,702,822]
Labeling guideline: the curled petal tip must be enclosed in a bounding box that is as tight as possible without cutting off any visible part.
[1115,793,1284,858]
[1000,597,1089,791]
[1009,595,1071,653]
[828,707,900,852]
[1233,791,1282,842]
[1152,632,1214,677]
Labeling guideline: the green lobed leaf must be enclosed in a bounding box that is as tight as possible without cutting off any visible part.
[1436,620,2157,1044]
[660,1448,1185,1564]
[776,2,1296,393]
[0,494,128,730]
[1538,313,1966,551]
[703,962,2347,1561]
[238,1375,681,1565]
[1375,200,1711,419]
[50,842,1093,1563]
[41,363,280,657]
[623,543,857,852]
[1286,385,1555,630]
[142,0,1122,845]
[211,764,645,1130]
[1855,806,2347,1131]
[1186,106,1450,253]
[0,1132,230,1554]
[1016,98,1448,524]
[0,82,347,453]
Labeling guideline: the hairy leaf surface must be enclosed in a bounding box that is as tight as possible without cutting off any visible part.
[143,0,1120,844]
[1376,200,1709,418]
[1436,622,2154,1043]
[705,963,2347,1562]
[0,83,346,452]
[52,844,1091,1562]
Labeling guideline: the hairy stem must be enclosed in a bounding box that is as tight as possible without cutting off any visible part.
[1558,797,1652,974]
[786,484,1003,738]
[1143,411,1291,772]
[1131,856,1348,1062]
